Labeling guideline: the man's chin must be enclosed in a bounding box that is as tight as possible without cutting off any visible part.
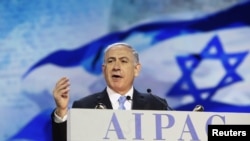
[110,85,126,93]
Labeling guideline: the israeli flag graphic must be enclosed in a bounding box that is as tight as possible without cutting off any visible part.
[8,1,250,141]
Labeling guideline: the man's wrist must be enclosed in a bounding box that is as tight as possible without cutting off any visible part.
[54,110,68,123]
[55,108,68,117]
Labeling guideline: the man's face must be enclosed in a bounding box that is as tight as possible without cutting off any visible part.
[102,45,141,94]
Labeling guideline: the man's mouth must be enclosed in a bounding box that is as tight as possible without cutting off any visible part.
[112,74,122,78]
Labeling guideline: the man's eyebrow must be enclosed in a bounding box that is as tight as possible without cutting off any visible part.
[119,57,129,60]
[107,57,116,60]
[107,56,129,60]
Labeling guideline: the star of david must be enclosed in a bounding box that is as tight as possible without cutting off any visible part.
[167,35,248,102]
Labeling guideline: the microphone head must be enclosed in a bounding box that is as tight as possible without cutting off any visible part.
[147,88,151,93]
[126,96,132,101]
[193,105,204,112]
[95,103,107,109]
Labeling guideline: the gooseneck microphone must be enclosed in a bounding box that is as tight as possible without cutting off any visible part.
[147,88,174,111]
[95,96,107,109]
[95,103,107,109]
[193,104,204,112]
[126,95,132,101]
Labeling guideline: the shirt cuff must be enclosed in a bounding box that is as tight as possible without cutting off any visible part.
[54,110,68,123]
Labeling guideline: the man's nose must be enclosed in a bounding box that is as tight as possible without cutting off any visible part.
[113,62,121,70]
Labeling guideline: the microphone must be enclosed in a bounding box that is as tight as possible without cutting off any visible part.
[193,104,204,112]
[126,95,132,101]
[146,88,152,94]
[95,103,107,109]
[95,96,107,109]
[147,88,173,111]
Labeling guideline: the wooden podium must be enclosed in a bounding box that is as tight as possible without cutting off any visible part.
[67,109,250,141]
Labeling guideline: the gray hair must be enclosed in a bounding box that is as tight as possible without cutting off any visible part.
[103,42,139,65]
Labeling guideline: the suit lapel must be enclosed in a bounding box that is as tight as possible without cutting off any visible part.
[96,89,113,109]
[132,89,147,110]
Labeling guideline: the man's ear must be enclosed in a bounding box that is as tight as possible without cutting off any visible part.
[134,63,141,77]
[102,64,105,72]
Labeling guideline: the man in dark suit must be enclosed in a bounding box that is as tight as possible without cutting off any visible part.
[51,42,171,141]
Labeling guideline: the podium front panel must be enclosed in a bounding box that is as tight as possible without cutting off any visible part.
[67,109,250,141]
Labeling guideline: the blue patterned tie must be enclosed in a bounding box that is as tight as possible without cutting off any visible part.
[118,96,126,110]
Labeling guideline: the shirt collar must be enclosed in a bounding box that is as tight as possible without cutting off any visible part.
[106,86,133,106]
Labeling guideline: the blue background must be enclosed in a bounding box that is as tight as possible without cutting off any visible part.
[1,0,250,140]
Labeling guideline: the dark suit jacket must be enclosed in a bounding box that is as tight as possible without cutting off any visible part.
[52,88,169,141]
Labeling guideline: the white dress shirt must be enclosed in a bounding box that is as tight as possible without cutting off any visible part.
[106,86,133,110]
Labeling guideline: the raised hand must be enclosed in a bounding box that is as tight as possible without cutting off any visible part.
[53,77,70,118]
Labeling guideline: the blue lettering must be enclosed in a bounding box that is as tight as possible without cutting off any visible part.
[206,114,225,134]
[178,114,200,141]
[103,113,125,139]
[153,114,174,140]
[133,113,144,140]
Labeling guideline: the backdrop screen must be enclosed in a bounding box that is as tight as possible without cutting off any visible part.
[1,0,250,140]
